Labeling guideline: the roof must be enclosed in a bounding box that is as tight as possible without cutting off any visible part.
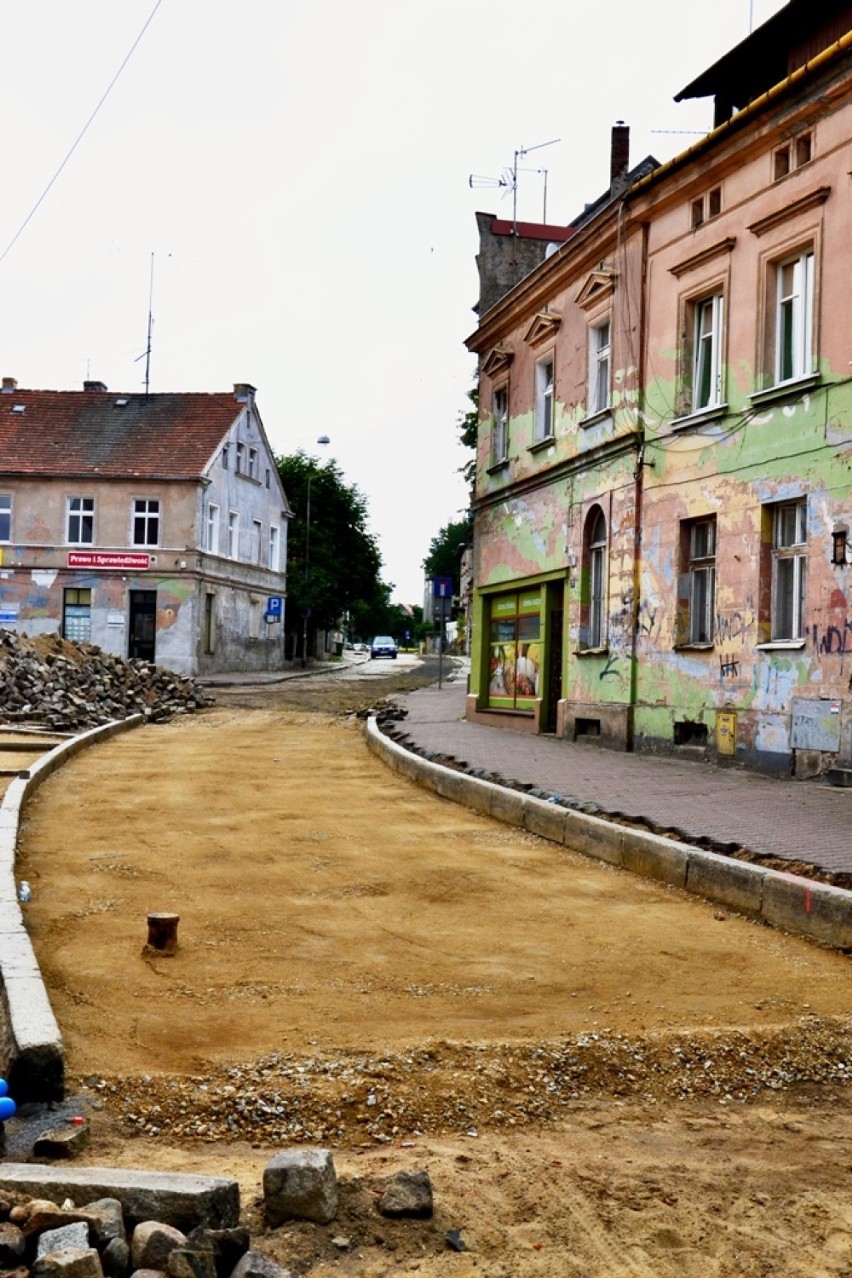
[675,0,852,120]
[486,217,576,243]
[0,387,245,480]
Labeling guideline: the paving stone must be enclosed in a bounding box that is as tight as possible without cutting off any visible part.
[262,1149,337,1226]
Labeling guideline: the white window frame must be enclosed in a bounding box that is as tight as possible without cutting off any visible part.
[248,447,258,480]
[66,496,95,545]
[687,518,716,644]
[206,503,220,553]
[132,497,160,548]
[534,356,554,442]
[692,294,724,411]
[587,508,608,649]
[235,442,245,473]
[772,500,807,641]
[588,319,611,416]
[251,518,263,564]
[227,510,239,559]
[491,385,509,465]
[0,494,11,543]
[268,524,280,571]
[775,250,813,385]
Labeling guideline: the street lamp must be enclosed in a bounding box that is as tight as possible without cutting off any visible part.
[302,436,330,665]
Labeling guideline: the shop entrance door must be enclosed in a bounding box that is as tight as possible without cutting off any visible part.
[129,590,157,662]
[544,608,563,733]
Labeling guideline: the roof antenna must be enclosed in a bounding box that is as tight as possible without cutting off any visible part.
[134,251,154,398]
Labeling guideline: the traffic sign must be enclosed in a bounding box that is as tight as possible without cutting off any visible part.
[266,595,283,618]
[433,577,453,598]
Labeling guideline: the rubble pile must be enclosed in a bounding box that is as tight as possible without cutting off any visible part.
[0,630,214,731]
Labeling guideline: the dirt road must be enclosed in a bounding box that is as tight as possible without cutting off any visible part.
[14,662,852,1277]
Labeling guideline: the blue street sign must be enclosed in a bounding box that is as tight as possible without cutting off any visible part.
[266,595,283,617]
[433,577,453,599]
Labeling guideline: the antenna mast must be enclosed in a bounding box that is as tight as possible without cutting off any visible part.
[144,252,154,398]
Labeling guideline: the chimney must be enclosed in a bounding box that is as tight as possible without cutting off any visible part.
[233,383,256,405]
[83,380,108,392]
[610,120,630,198]
[1,378,17,393]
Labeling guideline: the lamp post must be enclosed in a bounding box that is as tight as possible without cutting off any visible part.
[301,435,330,666]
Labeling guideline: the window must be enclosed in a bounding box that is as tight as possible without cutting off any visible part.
[66,497,94,545]
[588,320,611,416]
[63,588,92,643]
[265,468,271,489]
[269,524,280,571]
[222,445,229,469]
[774,132,812,181]
[0,494,10,542]
[206,503,220,552]
[534,357,554,441]
[583,507,608,649]
[132,498,160,547]
[692,294,724,411]
[252,519,263,564]
[487,591,541,711]
[686,518,716,644]
[204,593,215,654]
[248,447,258,479]
[228,511,239,558]
[491,385,509,465]
[772,500,807,640]
[775,250,813,384]
[235,442,245,473]
[691,186,722,228]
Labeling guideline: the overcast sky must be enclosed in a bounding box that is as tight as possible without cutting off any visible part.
[0,0,787,602]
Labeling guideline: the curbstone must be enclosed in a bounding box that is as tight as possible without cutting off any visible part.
[620,830,690,888]
[0,1167,239,1232]
[761,871,852,948]
[686,849,766,916]
[564,810,623,866]
[523,797,568,844]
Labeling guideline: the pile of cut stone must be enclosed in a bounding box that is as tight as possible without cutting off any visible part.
[0,630,213,731]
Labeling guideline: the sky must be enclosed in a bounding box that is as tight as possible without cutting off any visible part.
[0,0,788,603]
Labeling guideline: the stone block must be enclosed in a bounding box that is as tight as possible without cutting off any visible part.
[38,1224,90,1258]
[488,787,526,827]
[131,1222,187,1272]
[0,1168,239,1232]
[184,1227,249,1278]
[230,1253,292,1278]
[620,831,690,888]
[263,1149,337,1226]
[34,1124,91,1160]
[0,1222,26,1266]
[761,872,852,948]
[79,1200,125,1247]
[523,797,568,844]
[564,811,623,867]
[100,1237,130,1278]
[378,1170,433,1219]
[686,849,765,916]
[31,1247,104,1278]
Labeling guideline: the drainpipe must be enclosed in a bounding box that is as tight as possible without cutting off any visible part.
[629,216,651,747]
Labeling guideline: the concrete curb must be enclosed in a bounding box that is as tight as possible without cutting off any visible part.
[366,717,852,951]
[0,715,144,1101]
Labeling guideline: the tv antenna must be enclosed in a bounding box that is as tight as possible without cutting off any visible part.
[469,137,560,229]
[134,251,155,398]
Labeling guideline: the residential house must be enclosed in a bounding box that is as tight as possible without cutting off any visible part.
[465,0,852,778]
[0,380,291,675]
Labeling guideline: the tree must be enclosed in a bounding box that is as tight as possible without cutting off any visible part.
[457,385,478,489]
[276,451,389,656]
[422,515,473,595]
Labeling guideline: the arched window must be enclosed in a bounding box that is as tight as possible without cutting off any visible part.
[586,507,607,648]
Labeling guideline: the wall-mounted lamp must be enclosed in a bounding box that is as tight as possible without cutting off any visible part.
[831,524,848,566]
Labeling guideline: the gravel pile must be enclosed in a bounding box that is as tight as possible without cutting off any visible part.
[0,630,214,731]
[80,1016,852,1147]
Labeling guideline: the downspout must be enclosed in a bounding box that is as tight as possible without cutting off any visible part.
[629,217,651,748]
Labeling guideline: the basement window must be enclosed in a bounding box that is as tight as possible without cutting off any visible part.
[574,718,601,739]
[674,721,709,747]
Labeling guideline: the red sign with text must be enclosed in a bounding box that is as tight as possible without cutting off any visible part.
[67,552,151,570]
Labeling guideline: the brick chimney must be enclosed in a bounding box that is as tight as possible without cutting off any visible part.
[83,380,108,392]
[610,120,630,198]
[1,378,17,393]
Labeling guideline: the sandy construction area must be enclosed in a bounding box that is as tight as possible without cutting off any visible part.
[13,670,852,1277]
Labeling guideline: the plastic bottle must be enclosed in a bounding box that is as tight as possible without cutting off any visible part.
[18,881,30,903]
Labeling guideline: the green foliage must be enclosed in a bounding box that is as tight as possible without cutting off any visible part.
[458,384,478,488]
[422,515,473,595]
[276,451,390,649]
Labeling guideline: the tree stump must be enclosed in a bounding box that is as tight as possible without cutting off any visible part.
[144,912,180,956]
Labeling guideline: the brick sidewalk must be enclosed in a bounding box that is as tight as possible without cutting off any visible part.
[396,676,852,881]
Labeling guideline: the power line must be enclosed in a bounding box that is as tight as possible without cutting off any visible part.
[0,0,164,265]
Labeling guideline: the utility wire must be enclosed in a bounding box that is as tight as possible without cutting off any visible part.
[0,0,164,264]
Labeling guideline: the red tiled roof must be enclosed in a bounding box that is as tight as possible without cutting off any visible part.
[488,218,576,242]
[0,388,244,480]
